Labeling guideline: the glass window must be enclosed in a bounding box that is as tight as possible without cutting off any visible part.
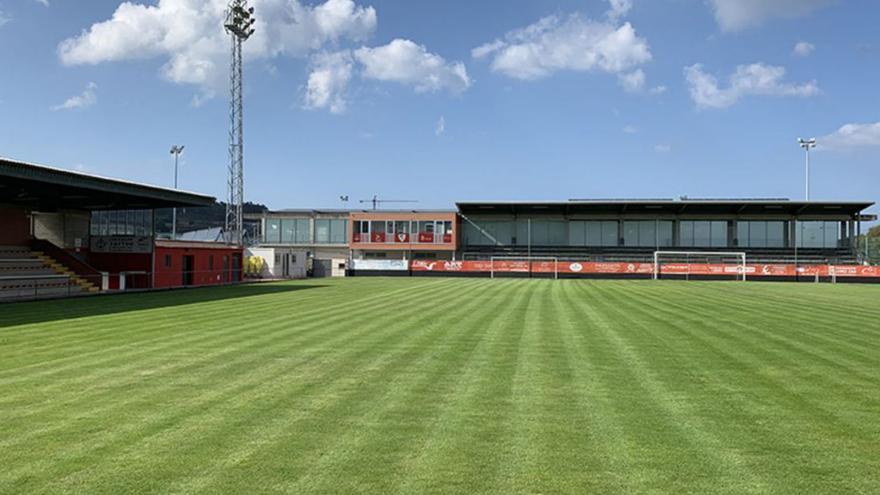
[680,221,727,247]
[824,221,840,248]
[601,221,618,246]
[623,221,640,247]
[265,219,281,243]
[444,221,453,234]
[330,219,347,244]
[584,222,601,246]
[281,219,296,243]
[569,221,586,246]
[395,221,409,234]
[750,221,767,248]
[657,221,673,247]
[295,219,310,243]
[372,221,386,235]
[767,222,785,248]
[315,219,330,243]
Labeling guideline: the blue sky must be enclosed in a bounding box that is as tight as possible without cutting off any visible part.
[0,0,878,212]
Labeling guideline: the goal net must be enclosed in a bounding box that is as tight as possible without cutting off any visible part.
[653,251,747,281]
[490,256,559,279]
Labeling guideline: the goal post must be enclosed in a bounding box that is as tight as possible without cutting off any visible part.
[490,256,559,279]
[653,251,747,281]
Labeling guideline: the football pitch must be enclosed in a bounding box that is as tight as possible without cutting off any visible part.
[1,278,878,494]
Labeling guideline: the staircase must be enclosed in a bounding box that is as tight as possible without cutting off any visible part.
[32,251,100,293]
[0,245,98,301]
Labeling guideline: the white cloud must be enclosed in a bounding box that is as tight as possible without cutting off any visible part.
[817,122,880,151]
[0,10,11,27]
[34,0,50,6]
[684,63,819,109]
[649,84,667,94]
[606,0,632,21]
[472,12,651,84]
[654,144,671,153]
[52,82,98,111]
[793,41,815,57]
[435,115,445,136]
[618,69,645,92]
[304,50,352,114]
[622,125,637,134]
[58,0,377,92]
[709,0,833,32]
[354,39,470,93]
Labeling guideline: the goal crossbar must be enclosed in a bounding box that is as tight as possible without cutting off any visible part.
[490,256,559,279]
[653,251,747,281]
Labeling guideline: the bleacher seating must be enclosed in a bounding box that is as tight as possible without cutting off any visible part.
[0,245,98,301]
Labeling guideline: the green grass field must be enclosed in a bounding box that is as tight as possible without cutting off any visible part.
[1,278,878,494]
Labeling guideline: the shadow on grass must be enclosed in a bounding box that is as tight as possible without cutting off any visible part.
[0,282,325,329]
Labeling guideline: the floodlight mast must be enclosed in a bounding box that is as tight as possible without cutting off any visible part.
[798,138,817,201]
[224,0,255,245]
[170,145,185,239]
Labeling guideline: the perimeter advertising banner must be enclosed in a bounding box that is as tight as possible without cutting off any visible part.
[351,259,408,271]
[406,260,880,278]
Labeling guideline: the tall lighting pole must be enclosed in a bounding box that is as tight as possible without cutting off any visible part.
[224,0,255,245]
[170,145,185,239]
[798,138,817,201]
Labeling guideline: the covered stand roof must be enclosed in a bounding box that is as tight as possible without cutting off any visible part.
[0,156,215,211]
[456,199,875,217]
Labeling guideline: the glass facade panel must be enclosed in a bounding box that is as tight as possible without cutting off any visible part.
[737,221,786,248]
[91,209,153,238]
[330,219,347,244]
[601,221,618,246]
[568,221,585,246]
[295,219,310,243]
[767,222,785,248]
[680,221,727,247]
[281,219,296,243]
[315,219,330,244]
[265,219,281,243]
[657,221,674,247]
[623,221,639,247]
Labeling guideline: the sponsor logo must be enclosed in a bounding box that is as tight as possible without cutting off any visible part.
[569,262,583,272]
[443,261,463,271]
[627,264,636,273]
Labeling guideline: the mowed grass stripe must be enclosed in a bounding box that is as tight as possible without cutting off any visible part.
[391,280,537,494]
[272,279,523,495]
[625,282,880,401]
[597,281,879,493]
[0,281,429,375]
[0,277,877,494]
[1,279,489,489]
[41,278,494,493]
[570,281,770,494]
[0,279,478,457]
[652,281,880,364]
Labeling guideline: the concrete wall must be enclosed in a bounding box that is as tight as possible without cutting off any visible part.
[33,211,89,249]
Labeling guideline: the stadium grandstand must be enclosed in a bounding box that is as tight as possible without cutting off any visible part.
[0,156,243,301]
[250,198,878,282]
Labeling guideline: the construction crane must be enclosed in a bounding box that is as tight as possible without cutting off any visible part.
[359,195,418,210]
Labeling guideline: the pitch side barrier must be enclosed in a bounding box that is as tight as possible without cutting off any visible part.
[347,259,880,282]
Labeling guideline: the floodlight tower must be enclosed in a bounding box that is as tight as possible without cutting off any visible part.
[224,0,255,245]
[798,137,817,201]
[170,145,185,239]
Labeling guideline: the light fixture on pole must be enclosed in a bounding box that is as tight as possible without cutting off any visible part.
[224,0,256,245]
[170,145,185,239]
[798,138,817,201]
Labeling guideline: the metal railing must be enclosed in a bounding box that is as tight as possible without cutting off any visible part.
[0,269,246,303]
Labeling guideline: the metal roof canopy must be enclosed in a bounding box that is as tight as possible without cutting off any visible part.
[0,156,215,211]
[456,199,875,217]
